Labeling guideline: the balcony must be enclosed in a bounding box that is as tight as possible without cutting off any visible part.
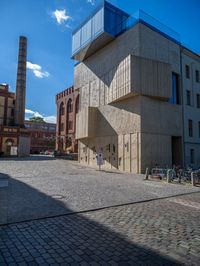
[72,1,130,61]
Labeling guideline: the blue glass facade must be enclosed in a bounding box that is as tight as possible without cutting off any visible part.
[71,1,180,61]
[72,1,130,60]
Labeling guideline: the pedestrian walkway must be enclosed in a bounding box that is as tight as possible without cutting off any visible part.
[0,192,200,265]
[0,157,199,224]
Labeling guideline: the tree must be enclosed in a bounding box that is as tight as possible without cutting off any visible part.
[29,116,45,123]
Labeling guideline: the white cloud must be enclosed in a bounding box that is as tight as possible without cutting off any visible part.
[25,109,35,115]
[44,116,57,123]
[25,109,56,124]
[87,0,95,5]
[26,61,50,79]
[52,9,71,24]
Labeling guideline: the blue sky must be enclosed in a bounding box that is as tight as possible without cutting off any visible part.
[0,0,200,123]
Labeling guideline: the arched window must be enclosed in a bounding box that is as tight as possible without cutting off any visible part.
[59,102,65,116]
[58,102,64,134]
[67,99,73,113]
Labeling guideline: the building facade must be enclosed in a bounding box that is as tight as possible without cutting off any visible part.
[0,84,15,126]
[56,86,79,153]
[25,121,56,154]
[0,36,30,156]
[73,1,200,173]
[0,84,30,156]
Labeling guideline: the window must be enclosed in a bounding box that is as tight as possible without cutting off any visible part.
[49,126,55,131]
[199,122,200,138]
[196,70,200,83]
[67,99,73,113]
[186,90,191,106]
[190,149,194,164]
[68,121,73,130]
[197,94,200,108]
[60,123,64,131]
[185,65,190,79]
[106,144,110,152]
[59,102,65,116]
[188,119,193,137]
[169,73,180,104]
[113,144,115,153]
[11,108,15,116]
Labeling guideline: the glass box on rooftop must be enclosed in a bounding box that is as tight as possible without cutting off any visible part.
[72,1,130,61]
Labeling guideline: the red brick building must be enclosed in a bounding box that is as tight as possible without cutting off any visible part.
[56,86,79,153]
[25,121,56,154]
[0,36,30,157]
[0,83,30,156]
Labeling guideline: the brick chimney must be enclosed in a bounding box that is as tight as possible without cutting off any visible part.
[15,36,27,127]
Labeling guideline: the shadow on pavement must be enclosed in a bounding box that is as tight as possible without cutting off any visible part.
[0,174,182,265]
[0,155,56,161]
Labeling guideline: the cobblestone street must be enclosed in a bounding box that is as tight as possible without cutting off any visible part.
[0,192,200,265]
[0,157,200,265]
[0,156,199,223]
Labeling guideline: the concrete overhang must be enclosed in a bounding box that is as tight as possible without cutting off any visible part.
[72,32,115,61]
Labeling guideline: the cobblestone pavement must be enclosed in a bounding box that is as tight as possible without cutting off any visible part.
[0,156,199,223]
[0,192,200,265]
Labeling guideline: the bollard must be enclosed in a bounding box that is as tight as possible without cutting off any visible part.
[167,169,171,183]
[145,168,149,180]
[191,172,195,186]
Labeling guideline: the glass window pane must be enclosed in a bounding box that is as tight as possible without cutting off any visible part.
[92,8,103,37]
[81,19,92,46]
[72,29,81,53]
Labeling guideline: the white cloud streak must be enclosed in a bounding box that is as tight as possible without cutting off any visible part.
[26,61,50,79]
[44,116,57,123]
[25,109,56,124]
[52,9,71,24]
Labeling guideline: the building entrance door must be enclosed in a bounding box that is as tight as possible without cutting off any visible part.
[172,136,183,167]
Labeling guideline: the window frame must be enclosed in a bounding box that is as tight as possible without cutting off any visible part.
[185,65,190,79]
[186,90,191,106]
[188,119,193,137]
[196,70,200,83]
[196,94,200,108]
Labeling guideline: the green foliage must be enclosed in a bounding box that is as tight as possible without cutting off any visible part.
[29,116,45,123]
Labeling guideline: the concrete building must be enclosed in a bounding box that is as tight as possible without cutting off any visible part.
[0,36,30,156]
[56,86,79,153]
[72,1,200,173]
[25,121,56,154]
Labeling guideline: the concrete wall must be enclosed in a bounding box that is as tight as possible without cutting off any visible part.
[77,96,141,171]
[77,95,182,173]
[131,55,171,99]
[140,96,182,136]
[139,24,181,74]
[74,24,140,110]
[76,106,97,139]
[18,136,30,157]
